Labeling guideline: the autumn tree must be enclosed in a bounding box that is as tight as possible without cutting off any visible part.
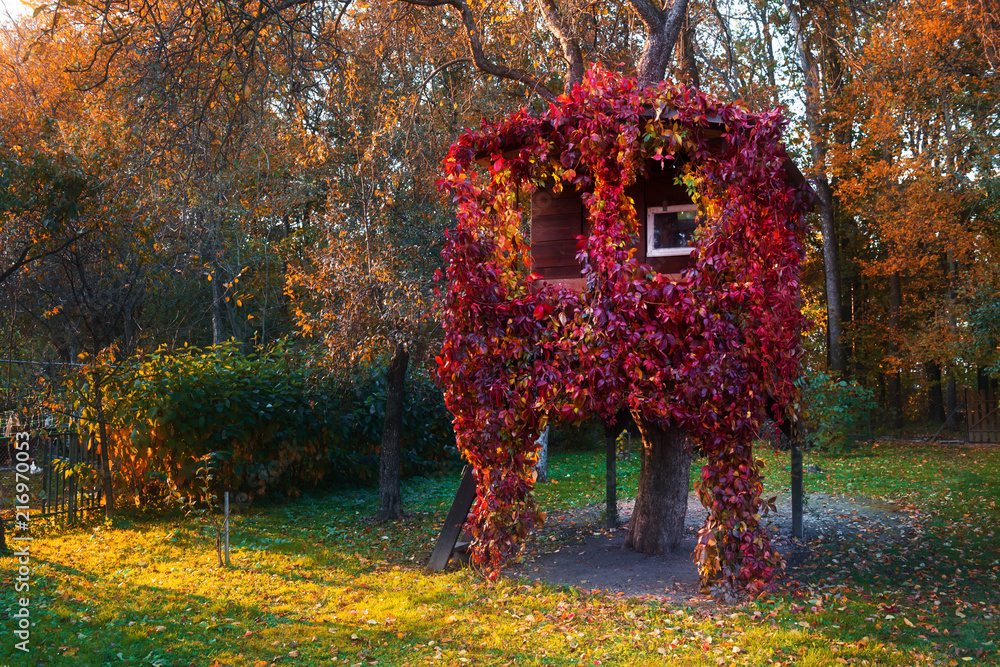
[284,6,488,522]
[0,19,94,288]
[779,0,867,376]
[828,0,1000,422]
[0,16,154,516]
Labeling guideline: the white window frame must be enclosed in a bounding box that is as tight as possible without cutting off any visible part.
[646,204,699,257]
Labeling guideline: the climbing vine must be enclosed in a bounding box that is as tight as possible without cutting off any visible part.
[435,67,811,593]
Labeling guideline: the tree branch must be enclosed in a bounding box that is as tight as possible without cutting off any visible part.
[709,0,740,97]
[417,57,472,92]
[0,230,89,286]
[396,0,558,103]
[534,0,584,91]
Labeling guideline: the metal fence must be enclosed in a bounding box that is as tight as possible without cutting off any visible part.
[2,430,103,523]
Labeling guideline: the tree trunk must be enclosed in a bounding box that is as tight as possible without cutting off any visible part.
[377,343,409,522]
[790,421,804,539]
[535,426,549,483]
[816,182,845,373]
[634,0,691,88]
[786,0,846,376]
[674,9,700,87]
[211,264,224,346]
[945,369,958,429]
[944,253,959,429]
[93,371,115,520]
[626,416,691,554]
[887,273,903,426]
[927,361,945,424]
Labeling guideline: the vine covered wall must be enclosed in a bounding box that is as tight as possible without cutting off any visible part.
[435,67,812,593]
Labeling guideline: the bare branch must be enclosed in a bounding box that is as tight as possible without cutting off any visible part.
[417,57,472,91]
[0,230,89,286]
[708,0,740,97]
[396,0,558,103]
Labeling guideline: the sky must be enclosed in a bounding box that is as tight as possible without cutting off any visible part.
[0,0,29,21]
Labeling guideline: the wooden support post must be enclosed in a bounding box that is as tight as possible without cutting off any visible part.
[427,466,477,572]
[791,433,803,540]
[603,411,630,529]
[605,429,618,529]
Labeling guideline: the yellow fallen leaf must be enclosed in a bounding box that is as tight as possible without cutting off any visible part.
[903,617,915,627]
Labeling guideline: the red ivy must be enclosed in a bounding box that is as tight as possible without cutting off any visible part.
[435,67,811,594]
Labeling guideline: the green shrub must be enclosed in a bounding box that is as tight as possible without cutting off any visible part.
[104,343,455,503]
[799,369,877,453]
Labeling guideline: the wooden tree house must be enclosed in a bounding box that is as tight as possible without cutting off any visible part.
[429,107,815,573]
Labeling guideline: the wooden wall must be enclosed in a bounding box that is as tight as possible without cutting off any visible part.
[966,387,1000,443]
[530,186,586,279]
[530,162,696,283]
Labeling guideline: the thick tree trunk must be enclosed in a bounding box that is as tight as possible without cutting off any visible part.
[377,343,409,522]
[626,416,691,554]
[886,372,902,425]
[633,0,691,88]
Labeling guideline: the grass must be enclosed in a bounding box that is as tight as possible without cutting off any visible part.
[0,440,997,666]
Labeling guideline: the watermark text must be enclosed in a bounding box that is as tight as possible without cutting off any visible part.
[10,430,32,653]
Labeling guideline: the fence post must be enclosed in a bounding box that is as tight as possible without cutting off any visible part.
[223,492,230,567]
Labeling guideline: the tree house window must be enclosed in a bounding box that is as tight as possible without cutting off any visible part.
[647,204,700,257]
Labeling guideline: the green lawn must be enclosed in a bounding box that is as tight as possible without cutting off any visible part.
[1,441,997,666]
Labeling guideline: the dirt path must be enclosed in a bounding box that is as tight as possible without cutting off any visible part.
[511,491,911,603]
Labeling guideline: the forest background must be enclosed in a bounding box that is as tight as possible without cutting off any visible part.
[1,0,999,516]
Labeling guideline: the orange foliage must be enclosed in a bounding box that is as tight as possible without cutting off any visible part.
[828,0,999,384]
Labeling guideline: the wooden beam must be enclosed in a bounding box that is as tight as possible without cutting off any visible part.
[426,466,477,572]
[791,429,804,540]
